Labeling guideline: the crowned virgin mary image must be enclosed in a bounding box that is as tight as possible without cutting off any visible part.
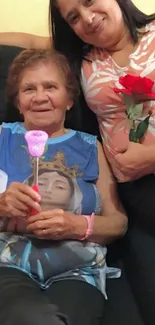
[25,152,83,214]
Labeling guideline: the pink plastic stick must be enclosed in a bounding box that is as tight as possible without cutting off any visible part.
[24,130,48,215]
[25,130,48,157]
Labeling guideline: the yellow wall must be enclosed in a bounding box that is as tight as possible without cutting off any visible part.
[134,0,155,14]
[0,0,154,36]
[0,0,49,36]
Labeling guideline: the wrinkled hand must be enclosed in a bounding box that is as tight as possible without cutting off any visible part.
[26,209,87,240]
[0,182,41,219]
[6,218,28,233]
[115,142,154,179]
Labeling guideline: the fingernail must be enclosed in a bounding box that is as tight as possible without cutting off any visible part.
[35,203,41,211]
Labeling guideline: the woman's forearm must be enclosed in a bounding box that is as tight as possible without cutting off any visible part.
[0,32,51,49]
[0,32,30,48]
[145,144,155,164]
[89,213,127,244]
[72,212,127,244]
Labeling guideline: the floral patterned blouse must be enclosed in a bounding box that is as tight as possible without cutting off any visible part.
[81,21,155,182]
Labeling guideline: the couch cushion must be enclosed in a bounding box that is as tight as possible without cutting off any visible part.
[0,45,23,77]
[0,45,24,124]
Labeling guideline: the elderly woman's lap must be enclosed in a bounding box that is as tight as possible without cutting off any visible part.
[0,267,105,325]
[46,279,105,325]
[0,267,68,325]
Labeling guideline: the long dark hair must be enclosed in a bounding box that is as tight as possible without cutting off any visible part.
[49,1,92,77]
[49,0,155,136]
[50,0,155,78]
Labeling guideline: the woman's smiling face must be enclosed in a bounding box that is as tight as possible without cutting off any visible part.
[18,61,73,131]
[57,0,126,49]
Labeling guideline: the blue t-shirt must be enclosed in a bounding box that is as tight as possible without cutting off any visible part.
[0,122,120,297]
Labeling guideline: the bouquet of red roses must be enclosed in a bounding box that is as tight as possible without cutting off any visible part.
[114,74,155,142]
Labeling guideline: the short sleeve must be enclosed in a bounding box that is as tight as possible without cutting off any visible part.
[77,132,99,181]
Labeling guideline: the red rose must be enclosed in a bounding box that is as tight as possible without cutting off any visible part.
[114,74,155,98]
[113,74,155,143]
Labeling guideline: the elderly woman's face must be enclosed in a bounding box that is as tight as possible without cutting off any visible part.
[57,0,125,49]
[17,61,73,130]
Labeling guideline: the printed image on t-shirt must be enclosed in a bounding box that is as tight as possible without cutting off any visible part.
[25,152,83,214]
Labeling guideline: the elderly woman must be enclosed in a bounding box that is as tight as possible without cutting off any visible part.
[0,0,155,232]
[0,49,127,325]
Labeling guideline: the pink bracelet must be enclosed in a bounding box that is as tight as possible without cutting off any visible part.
[80,213,95,240]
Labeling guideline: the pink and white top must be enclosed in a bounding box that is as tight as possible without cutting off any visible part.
[81,21,155,182]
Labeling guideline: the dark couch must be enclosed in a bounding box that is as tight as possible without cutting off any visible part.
[0,45,154,325]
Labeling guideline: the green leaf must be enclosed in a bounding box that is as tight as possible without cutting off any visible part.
[129,129,139,142]
[127,103,143,120]
[123,94,134,108]
[135,115,151,141]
